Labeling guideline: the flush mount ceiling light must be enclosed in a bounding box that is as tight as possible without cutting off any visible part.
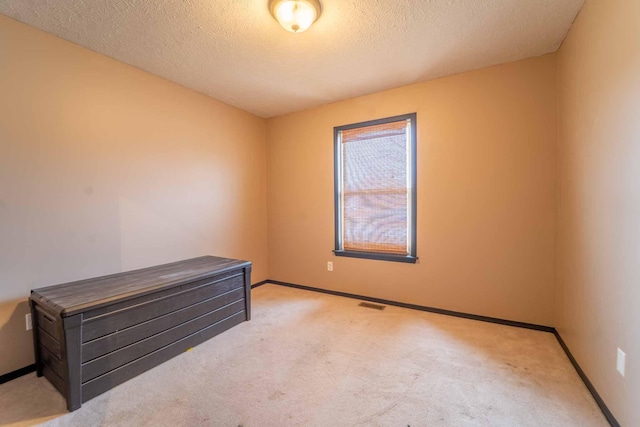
[269,0,322,33]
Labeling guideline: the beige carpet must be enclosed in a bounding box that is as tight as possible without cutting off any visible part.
[0,284,607,426]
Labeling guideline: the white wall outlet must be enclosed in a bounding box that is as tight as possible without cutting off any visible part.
[25,313,32,331]
[617,348,626,377]
[327,261,333,271]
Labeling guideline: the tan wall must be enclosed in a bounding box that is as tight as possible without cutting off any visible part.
[0,16,268,376]
[556,0,640,425]
[267,55,558,326]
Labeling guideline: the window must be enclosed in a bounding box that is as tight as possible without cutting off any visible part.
[333,113,417,263]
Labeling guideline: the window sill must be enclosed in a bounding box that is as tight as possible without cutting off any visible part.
[333,250,418,264]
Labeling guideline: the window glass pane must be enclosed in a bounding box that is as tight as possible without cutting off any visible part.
[341,120,409,254]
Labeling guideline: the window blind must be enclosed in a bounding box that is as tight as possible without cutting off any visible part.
[340,119,410,255]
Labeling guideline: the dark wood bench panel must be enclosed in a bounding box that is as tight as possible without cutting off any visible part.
[38,328,62,359]
[82,269,241,320]
[30,256,251,412]
[81,288,245,362]
[35,305,60,340]
[42,364,65,396]
[81,274,244,342]
[40,345,65,379]
[81,300,245,382]
[81,311,245,402]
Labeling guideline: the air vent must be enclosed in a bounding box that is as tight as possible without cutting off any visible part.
[359,302,386,311]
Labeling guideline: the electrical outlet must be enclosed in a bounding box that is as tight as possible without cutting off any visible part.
[327,261,333,271]
[25,313,32,331]
[617,348,626,377]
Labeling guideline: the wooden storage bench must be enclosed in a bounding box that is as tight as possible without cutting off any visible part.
[29,256,251,411]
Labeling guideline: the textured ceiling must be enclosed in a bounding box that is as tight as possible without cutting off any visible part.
[1,0,584,118]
